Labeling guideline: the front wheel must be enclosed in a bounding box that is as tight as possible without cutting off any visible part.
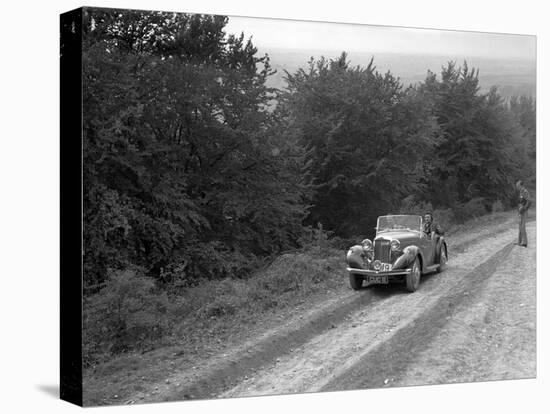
[349,273,363,290]
[405,257,421,292]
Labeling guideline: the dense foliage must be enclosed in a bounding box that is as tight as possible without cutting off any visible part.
[279,54,441,236]
[83,9,311,290]
[279,57,535,238]
[79,9,535,360]
[417,64,529,207]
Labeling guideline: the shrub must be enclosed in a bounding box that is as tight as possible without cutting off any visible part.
[454,197,488,222]
[196,279,249,318]
[398,195,433,216]
[431,208,454,232]
[84,246,347,365]
[299,223,334,255]
[197,294,243,318]
[491,200,505,213]
[256,251,341,296]
[327,235,357,250]
[83,268,172,365]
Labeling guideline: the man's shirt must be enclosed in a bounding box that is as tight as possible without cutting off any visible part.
[519,187,531,210]
[423,221,443,237]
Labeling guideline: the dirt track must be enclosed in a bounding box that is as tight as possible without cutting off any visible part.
[126,218,536,403]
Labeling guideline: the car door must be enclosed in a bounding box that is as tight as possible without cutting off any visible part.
[418,219,435,267]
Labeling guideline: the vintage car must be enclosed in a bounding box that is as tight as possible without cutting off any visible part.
[346,214,448,292]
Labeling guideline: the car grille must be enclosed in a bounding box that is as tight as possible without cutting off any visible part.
[374,239,391,263]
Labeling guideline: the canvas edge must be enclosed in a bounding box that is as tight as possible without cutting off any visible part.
[60,7,83,407]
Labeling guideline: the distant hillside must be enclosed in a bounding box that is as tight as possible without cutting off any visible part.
[262,48,536,99]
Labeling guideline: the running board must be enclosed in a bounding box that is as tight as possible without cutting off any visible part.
[425,264,439,273]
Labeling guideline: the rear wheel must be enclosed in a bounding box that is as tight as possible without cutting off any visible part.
[406,257,421,292]
[437,246,447,273]
[349,273,363,290]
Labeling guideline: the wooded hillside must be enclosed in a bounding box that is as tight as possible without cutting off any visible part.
[78,9,535,362]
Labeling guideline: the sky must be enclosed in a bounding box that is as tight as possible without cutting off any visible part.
[225,15,536,60]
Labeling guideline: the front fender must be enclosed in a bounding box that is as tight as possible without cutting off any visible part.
[393,245,420,270]
[346,245,365,269]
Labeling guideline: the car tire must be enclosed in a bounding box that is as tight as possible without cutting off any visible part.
[437,246,447,273]
[349,273,363,290]
[405,257,421,292]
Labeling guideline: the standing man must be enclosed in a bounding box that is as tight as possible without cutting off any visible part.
[515,180,531,247]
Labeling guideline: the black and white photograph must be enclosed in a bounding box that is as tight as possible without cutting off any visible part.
[58,5,539,407]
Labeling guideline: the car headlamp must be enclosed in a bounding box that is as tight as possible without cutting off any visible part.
[390,239,401,251]
[361,239,373,251]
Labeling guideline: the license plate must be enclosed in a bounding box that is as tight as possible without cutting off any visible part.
[368,275,389,284]
[380,263,392,271]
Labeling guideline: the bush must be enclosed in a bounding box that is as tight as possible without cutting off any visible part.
[255,251,341,296]
[299,223,334,255]
[398,195,433,216]
[83,268,172,365]
[431,208,454,232]
[84,246,346,365]
[196,279,249,318]
[491,200,505,213]
[327,235,357,251]
[454,197,488,222]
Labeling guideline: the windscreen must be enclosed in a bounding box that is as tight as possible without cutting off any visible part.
[377,215,421,233]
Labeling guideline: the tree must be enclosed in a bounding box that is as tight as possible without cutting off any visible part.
[82,8,310,288]
[509,95,536,187]
[279,53,440,237]
[417,62,528,209]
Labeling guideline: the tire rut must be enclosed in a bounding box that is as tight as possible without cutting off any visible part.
[167,289,385,400]
[320,242,515,391]
[130,216,524,403]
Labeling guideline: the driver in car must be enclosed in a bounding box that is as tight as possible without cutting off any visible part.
[423,212,445,261]
[423,212,444,239]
